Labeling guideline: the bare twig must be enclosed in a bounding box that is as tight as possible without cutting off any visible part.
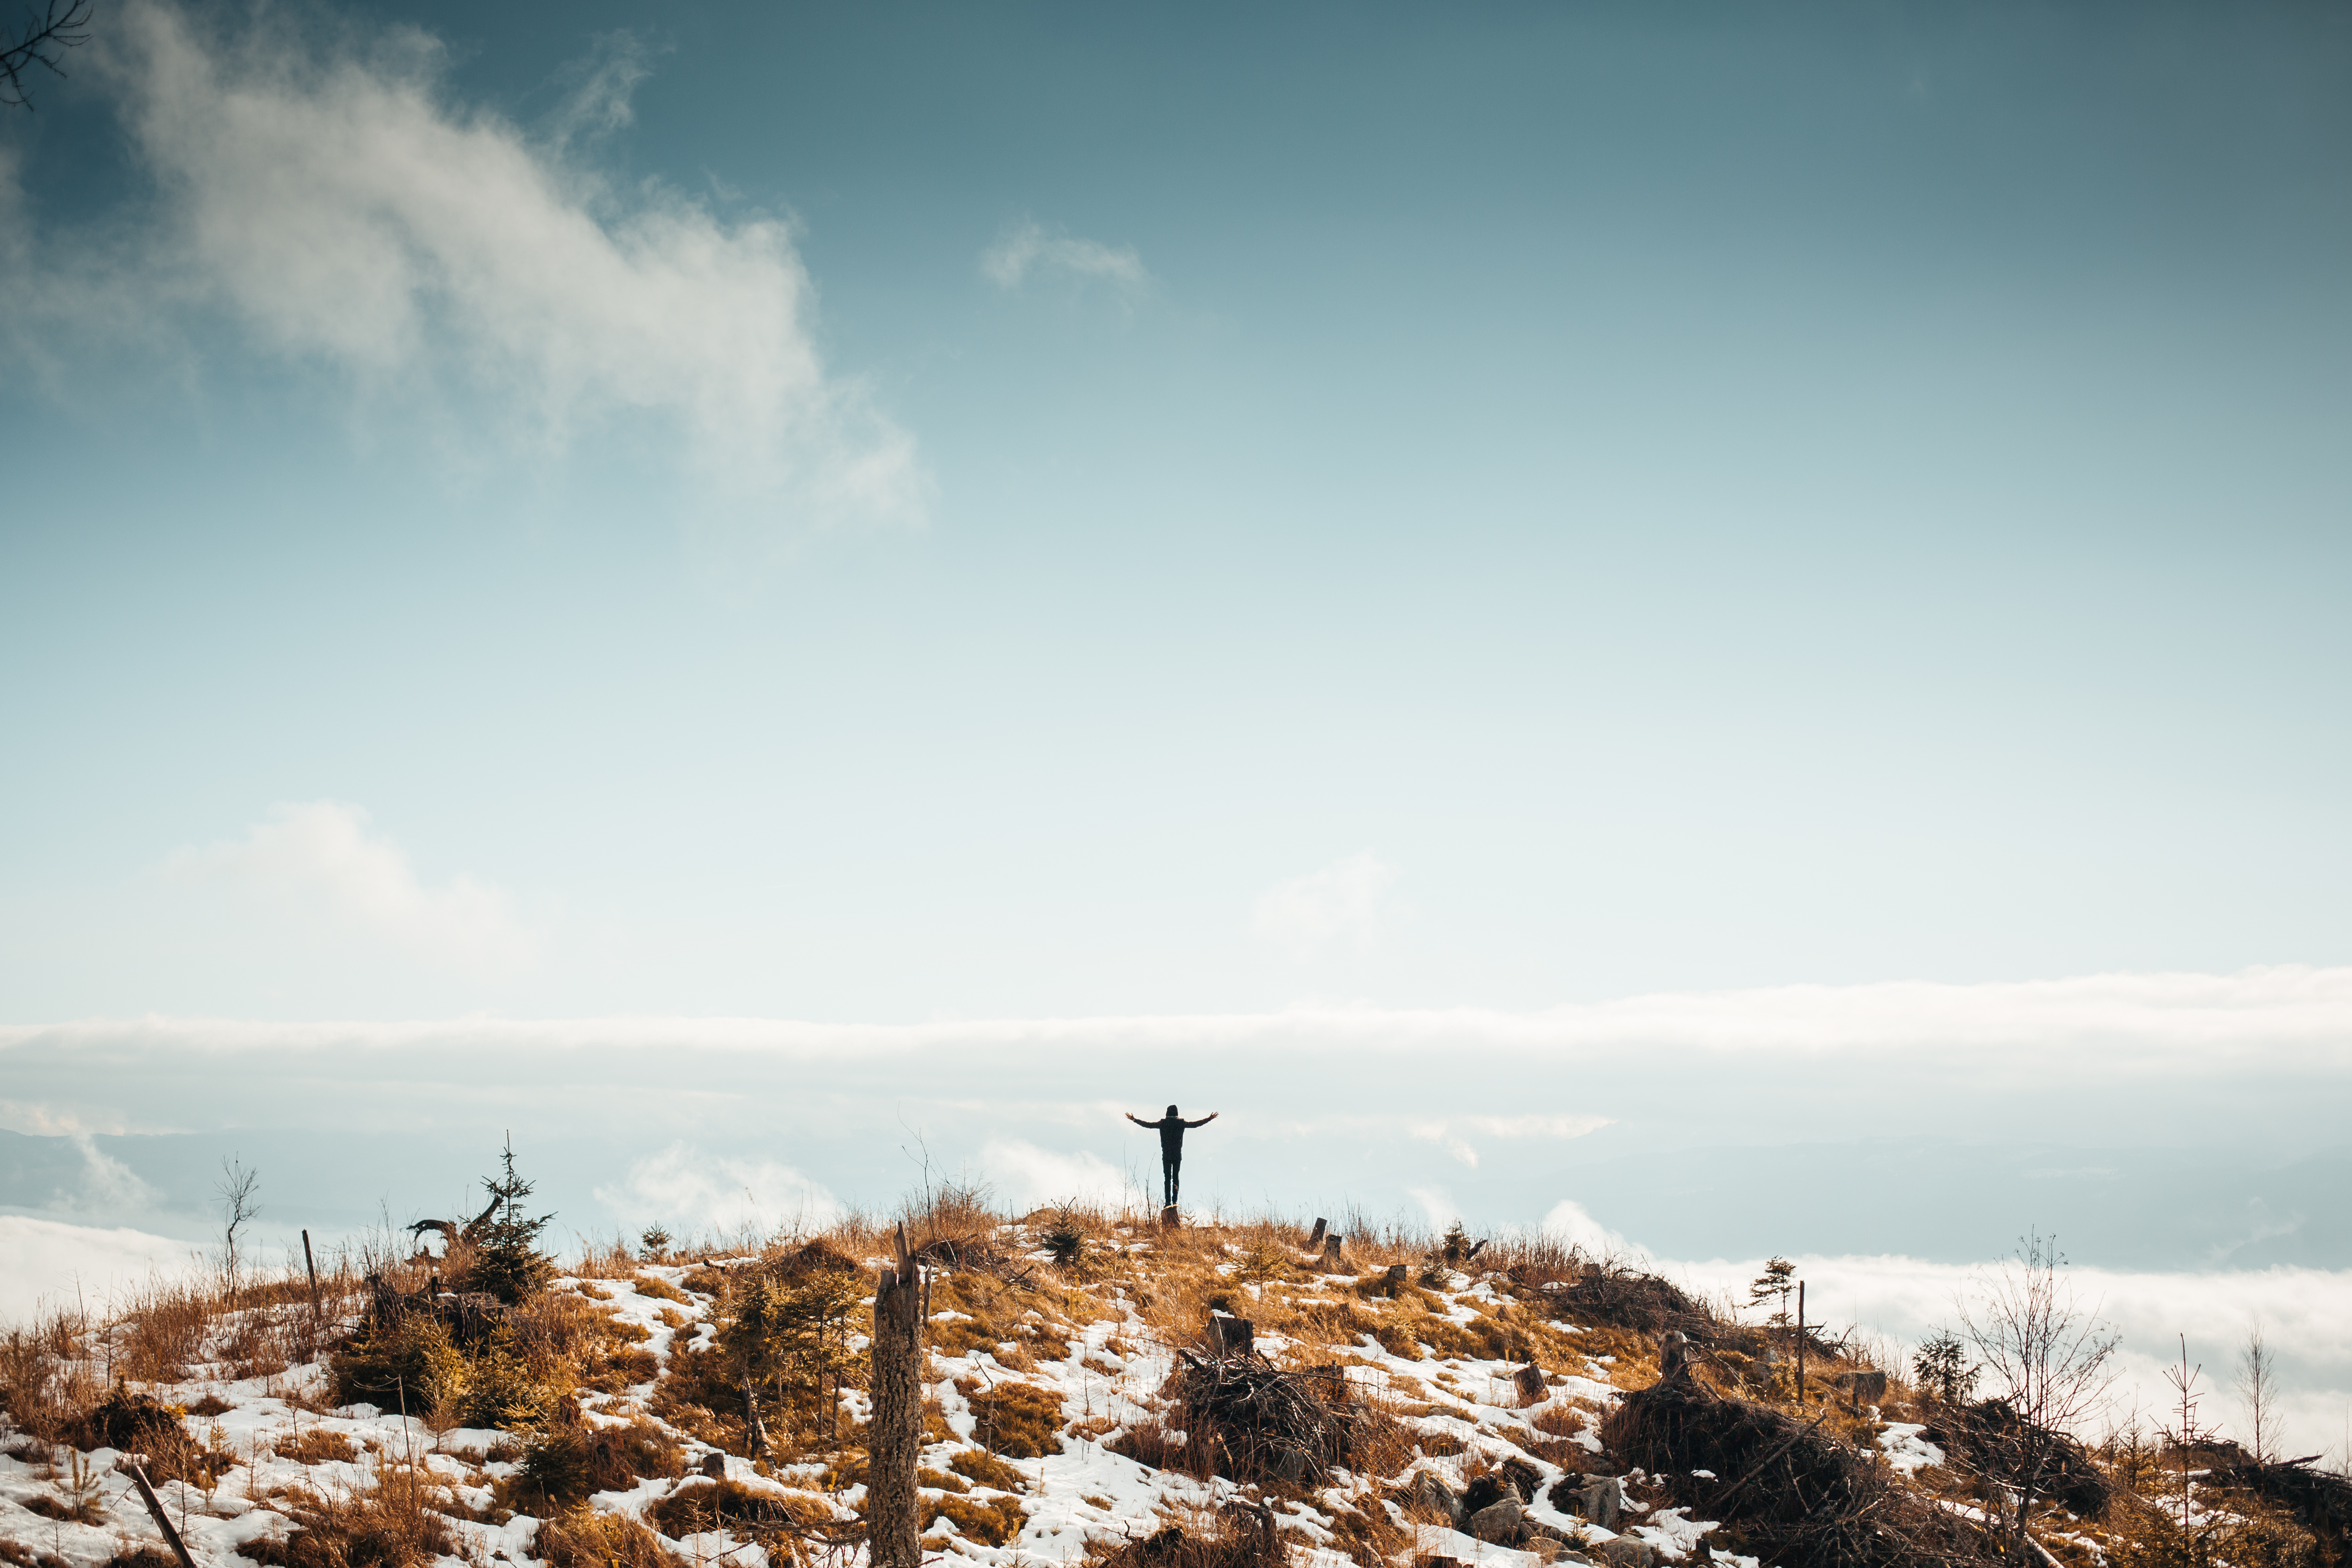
[0,0,92,109]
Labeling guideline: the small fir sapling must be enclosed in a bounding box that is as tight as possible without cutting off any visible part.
[1749,1258,1796,1329]
[464,1138,556,1304]
[1040,1206,1089,1269]
[639,1226,672,1262]
[2165,1334,2211,1528]
[1912,1331,1977,1406]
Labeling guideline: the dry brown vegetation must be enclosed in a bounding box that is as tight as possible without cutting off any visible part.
[5,1185,2345,1568]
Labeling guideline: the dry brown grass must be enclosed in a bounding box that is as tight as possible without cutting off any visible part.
[924,1492,1028,1547]
[514,1418,684,1510]
[1079,1496,1290,1568]
[535,1505,678,1568]
[234,1462,459,1568]
[271,1428,358,1467]
[963,1380,1063,1459]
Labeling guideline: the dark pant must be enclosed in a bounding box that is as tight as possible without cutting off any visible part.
[1161,1155,1181,1208]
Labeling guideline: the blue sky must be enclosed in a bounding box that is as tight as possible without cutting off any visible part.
[3,0,2352,1250]
[7,2,2352,1444]
[4,0,2348,1021]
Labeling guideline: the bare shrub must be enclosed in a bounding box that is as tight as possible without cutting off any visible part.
[1959,1232,2120,1554]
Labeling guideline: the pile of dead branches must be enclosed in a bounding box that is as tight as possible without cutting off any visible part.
[1603,1378,2000,1568]
[1526,1260,1715,1339]
[1167,1350,1359,1488]
[2210,1454,2352,1556]
[1923,1398,2111,1519]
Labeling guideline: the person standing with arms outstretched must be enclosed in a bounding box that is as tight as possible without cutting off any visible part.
[1127,1105,1218,1209]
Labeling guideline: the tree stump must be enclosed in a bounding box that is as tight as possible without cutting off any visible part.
[1381,1264,1409,1297]
[1315,1234,1351,1273]
[1160,1204,1180,1229]
[868,1225,923,1568]
[1209,1313,1255,1358]
[1306,1217,1327,1248]
[741,1371,769,1459]
[1513,1363,1546,1406]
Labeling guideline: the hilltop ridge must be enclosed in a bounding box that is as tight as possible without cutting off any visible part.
[0,1194,2341,1568]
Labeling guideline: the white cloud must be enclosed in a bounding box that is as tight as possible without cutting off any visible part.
[167,801,534,971]
[37,2,920,531]
[53,1135,158,1215]
[0,1216,195,1327]
[980,218,1148,293]
[1541,1198,1636,1259]
[978,1138,1136,1211]
[1407,1113,1611,1169]
[595,1144,841,1239]
[16,961,2352,1074]
[1410,1124,1480,1167]
[1251,852,1397,958]
[1407,1185,1462,1231]
[1462,1114,1613,1139]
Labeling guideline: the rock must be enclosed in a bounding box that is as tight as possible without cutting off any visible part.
[1576,1476,1621,1531]
[1460,1474,1517,1516]
[1465,1498,1526,1547]
[1407,1472,1462,1526]
[1591,1539,1654,1568]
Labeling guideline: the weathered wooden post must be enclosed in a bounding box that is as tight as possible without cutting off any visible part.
[302,1230,321,1328]
[1305,1217,1327,1248]
[1795,1280,1805,1405]
[869,1224,923,1568]
[122,1460,198,1568]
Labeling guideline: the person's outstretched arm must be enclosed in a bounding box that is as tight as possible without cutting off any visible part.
[1186,1112,1219,1127]
[1125,1113,1151,1127]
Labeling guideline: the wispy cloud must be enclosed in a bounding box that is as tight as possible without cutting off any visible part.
[1251,852,1396,958]
[980,218,1148,293]
[979,1138,1136,1210]
[166,801,535,971]
[1408,1114,1611,1167]
[16,1,920,533]
[1542,1198,1634,1258]
[594,1144,842,1238]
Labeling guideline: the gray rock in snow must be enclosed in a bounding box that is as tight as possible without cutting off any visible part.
[1408,1472,1462,1525]
[1465,1498,1526,1546]
[1590,1538,1654,1568]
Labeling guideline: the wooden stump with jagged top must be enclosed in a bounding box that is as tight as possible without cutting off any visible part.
[868,1225,923,1568]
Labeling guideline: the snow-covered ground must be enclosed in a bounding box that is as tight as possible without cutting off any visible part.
[0,1234,1760,1568]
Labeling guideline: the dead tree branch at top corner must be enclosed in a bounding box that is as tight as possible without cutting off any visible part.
[1,0,93,110]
